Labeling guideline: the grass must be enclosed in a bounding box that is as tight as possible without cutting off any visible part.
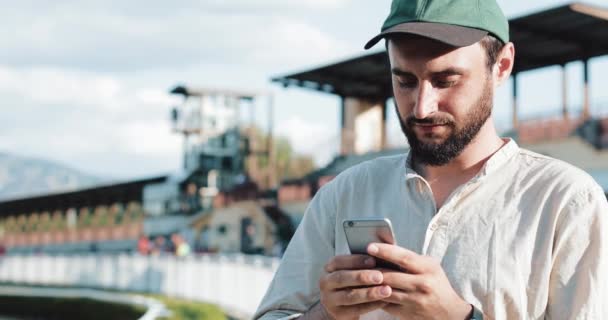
[148,294,228,320]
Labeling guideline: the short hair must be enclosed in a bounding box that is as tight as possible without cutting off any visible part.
[478,34,505,71]
[386,34,506,72]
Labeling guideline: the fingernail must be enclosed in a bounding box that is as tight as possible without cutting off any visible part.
[380,286,391,296]
[371,273,382,283]
[368,244,378,254]
[364,257,375,266]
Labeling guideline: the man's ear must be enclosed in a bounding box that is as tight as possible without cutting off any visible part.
[493,42,515,87]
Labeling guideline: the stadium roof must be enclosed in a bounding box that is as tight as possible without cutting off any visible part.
[170,85,263,100]
[0,176,167,217]
[272,2,608,99]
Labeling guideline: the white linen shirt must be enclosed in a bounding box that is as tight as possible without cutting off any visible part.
[254,140,608,320]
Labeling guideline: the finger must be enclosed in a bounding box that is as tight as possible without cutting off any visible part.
[331,285,392,306]
[380,289,417,305]
[338,301,390,318]
[320,269,384,291]
[367,243,431,274]
[378,270,421,292]
[324,254,376,273]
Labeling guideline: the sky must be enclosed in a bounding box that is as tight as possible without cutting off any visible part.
[1,0,607,180]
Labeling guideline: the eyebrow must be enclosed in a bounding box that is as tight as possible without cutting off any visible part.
[391,67,466,77]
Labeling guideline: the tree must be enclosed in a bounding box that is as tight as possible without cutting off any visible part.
[244,126,316,188]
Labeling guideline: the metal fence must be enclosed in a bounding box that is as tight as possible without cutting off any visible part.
[0,253,280,318]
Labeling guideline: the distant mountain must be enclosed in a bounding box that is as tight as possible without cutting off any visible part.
[0,153,102,201]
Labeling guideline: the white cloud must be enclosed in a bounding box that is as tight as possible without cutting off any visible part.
[135,89,179,107]
[276,116,338,165]
[0,63,184,178]
[252,18,352,65]
[195,0,351,11]
[0,64,182,115]
[0,1,354,72]
[0,65,123,112]
[120,121,182,156]
[297,0,350,8]
[0,0,366,178]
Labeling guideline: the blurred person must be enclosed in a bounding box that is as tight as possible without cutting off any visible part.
[171,233,191,257]
[137,234,150,255]
[255,0,608,319]
[242,223,257,254]
[196,226,211,253]
[150,235,168,256]
[182,182,201,214]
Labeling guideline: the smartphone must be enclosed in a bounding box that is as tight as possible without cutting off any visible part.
[342,218,400,270]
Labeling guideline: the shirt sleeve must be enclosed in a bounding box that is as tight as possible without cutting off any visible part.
[253,182,338,319]
[546,184,608,319]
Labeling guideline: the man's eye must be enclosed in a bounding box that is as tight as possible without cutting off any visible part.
[435,80,457,88]
[397,80,417,88]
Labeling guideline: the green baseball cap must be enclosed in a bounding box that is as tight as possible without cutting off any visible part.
[364,0,509,49]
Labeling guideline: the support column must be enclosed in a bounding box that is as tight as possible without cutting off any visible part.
[583,59,591,119]
[562,64,569,120]
[340,97,385,155]
[339,98,352,155]
[267,94,275,188]
[512,74,519,129]
[380,101,388,150]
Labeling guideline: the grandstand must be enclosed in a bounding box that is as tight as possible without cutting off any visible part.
[0,88,276,256]
[272,2,608,199]
[1,2,607,259]
[0,177,155,254]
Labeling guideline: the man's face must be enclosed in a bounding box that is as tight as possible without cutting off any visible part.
[388,36,494,166]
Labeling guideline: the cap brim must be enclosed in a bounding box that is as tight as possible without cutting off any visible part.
[364,22,488,50]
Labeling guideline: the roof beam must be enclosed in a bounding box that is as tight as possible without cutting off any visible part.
[511,20,608,53]
[275,72,390,99]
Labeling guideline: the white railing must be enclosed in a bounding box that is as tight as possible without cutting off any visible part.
[0,253,280,319]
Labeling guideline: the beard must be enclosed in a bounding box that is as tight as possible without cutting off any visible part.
[397,78,494,167]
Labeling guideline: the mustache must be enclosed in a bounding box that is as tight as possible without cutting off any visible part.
[405,115,454,127]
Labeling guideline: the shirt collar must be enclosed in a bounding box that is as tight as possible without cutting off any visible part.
[478,138,519,178]
[402,138,519,181]
[404,151,420,181]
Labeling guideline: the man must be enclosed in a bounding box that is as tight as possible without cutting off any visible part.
[255,0,608,319]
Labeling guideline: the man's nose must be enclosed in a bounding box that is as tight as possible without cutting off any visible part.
[413,82,438,119]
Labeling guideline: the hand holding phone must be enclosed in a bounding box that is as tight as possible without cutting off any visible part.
[343,218,401,270]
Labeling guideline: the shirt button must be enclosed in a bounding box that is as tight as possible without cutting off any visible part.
[429,223,438,231]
